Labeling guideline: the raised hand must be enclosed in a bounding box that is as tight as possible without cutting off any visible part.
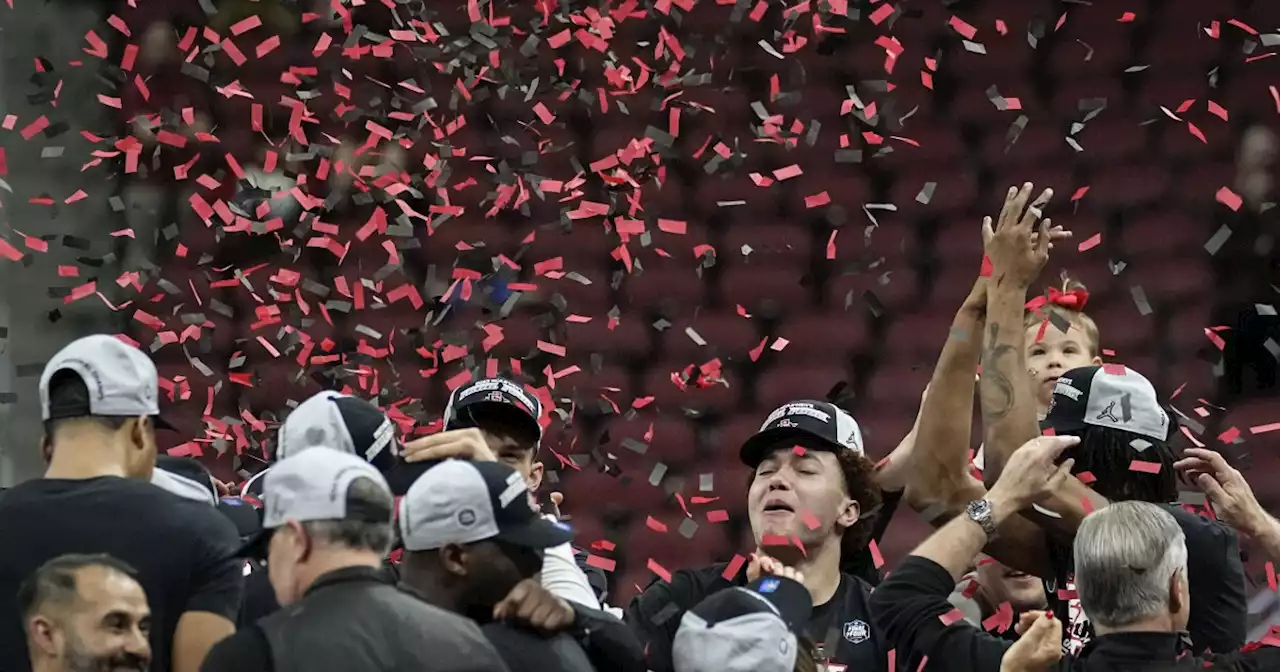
[1175,448,1270,536]
[982,183,1056,289]
[988,435,1078,508]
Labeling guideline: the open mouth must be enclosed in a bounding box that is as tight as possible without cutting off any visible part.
[762,501,795,514]
[1004,570,1032,580]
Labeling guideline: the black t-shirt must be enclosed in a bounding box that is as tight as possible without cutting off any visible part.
[1044,503,1247,656]
[624,487,902,672]
[627,563,888,672]
[482,622,594,672]
[0,476,243,672]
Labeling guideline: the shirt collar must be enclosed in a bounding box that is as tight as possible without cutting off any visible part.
[305,565,388,597]
[1079,631,1191,662]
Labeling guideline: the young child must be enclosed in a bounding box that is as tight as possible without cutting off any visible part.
[1022,273,1103,417]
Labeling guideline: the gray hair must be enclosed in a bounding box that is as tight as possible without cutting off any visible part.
[300,477,394,556]
[1074,501,1187,629]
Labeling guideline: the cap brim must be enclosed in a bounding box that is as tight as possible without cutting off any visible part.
[740,427,841,467]
[153,414,176,431]
[450,401,542,442]
[1039,416,1086,436]
[493,516,574,550]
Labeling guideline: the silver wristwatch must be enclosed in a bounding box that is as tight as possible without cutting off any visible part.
[966,499,998,538]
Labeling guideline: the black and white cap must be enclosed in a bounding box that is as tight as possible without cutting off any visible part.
[673,576,814,672]
[260,447,393,529]
[276,391,399,472]
[740,400,864,467]
[1043,365,1172,442]
[152,455,218,505]
[398,459,573,552]
[38,334,173,429]
[444,377,543,445]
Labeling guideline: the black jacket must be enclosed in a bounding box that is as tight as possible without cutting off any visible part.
[202,566,508,672]
[871,555,1280,672]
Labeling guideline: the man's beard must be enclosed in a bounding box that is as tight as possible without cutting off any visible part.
[63,632,148,672]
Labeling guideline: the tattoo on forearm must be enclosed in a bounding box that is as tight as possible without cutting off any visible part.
[979,323,1016,423]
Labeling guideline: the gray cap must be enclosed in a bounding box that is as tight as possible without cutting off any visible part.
[276,391,399,470]
[673,577,813,672]
[39,334,170,427]
[261,447,393,529]
[398,459,572,552]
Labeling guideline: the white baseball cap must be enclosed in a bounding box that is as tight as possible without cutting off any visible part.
[239,447,394,558]
[261,447,393,529]
[38,334,172,428]
[398,459,573,552]
[275,391,399,470]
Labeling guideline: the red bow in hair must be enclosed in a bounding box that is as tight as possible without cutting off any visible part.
[1025,287,1089,312]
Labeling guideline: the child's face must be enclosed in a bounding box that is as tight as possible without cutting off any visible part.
[1025,323,1100,411]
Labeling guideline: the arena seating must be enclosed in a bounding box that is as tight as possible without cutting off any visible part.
[127,0,1280,602]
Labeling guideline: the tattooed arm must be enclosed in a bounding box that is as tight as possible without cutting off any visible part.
[977,284,1040,487]
[903,277,987,513]
[978,186,1108,542]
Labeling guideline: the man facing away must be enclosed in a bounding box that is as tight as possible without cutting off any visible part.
[201,447,508,672]
[0,335,242,672]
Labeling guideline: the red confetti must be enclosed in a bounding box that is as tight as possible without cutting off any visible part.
[646,558,672,583]
[1129,460,1162,474]
[948,16,977,40]
[1117,11,1136,22]
[586,554,617,572]
[1215,186,1243,211]
[723,554,747,581]
[1077,233,1101,252]
[939,608,967,626]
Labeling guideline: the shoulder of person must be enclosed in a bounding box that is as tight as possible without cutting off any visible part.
[1202,642,1280,670]
[160,492,242,544]
[1161,503,1239,541]
[638,563,731,607]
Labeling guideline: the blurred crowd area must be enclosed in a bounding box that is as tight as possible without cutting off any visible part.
[6,0,1279,613]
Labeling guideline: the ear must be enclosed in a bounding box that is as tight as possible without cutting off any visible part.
[837,496,860,530]
[527,461,544,492]
[439,543,469,577]
[1091,355,1104,365]
[1168,569,1188,614]
[40,435,54,464]
[27,616,59,656]
[284,520,311,562]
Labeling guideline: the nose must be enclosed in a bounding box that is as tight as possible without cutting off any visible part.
[125,626,150,659]
[765,471,793,491]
